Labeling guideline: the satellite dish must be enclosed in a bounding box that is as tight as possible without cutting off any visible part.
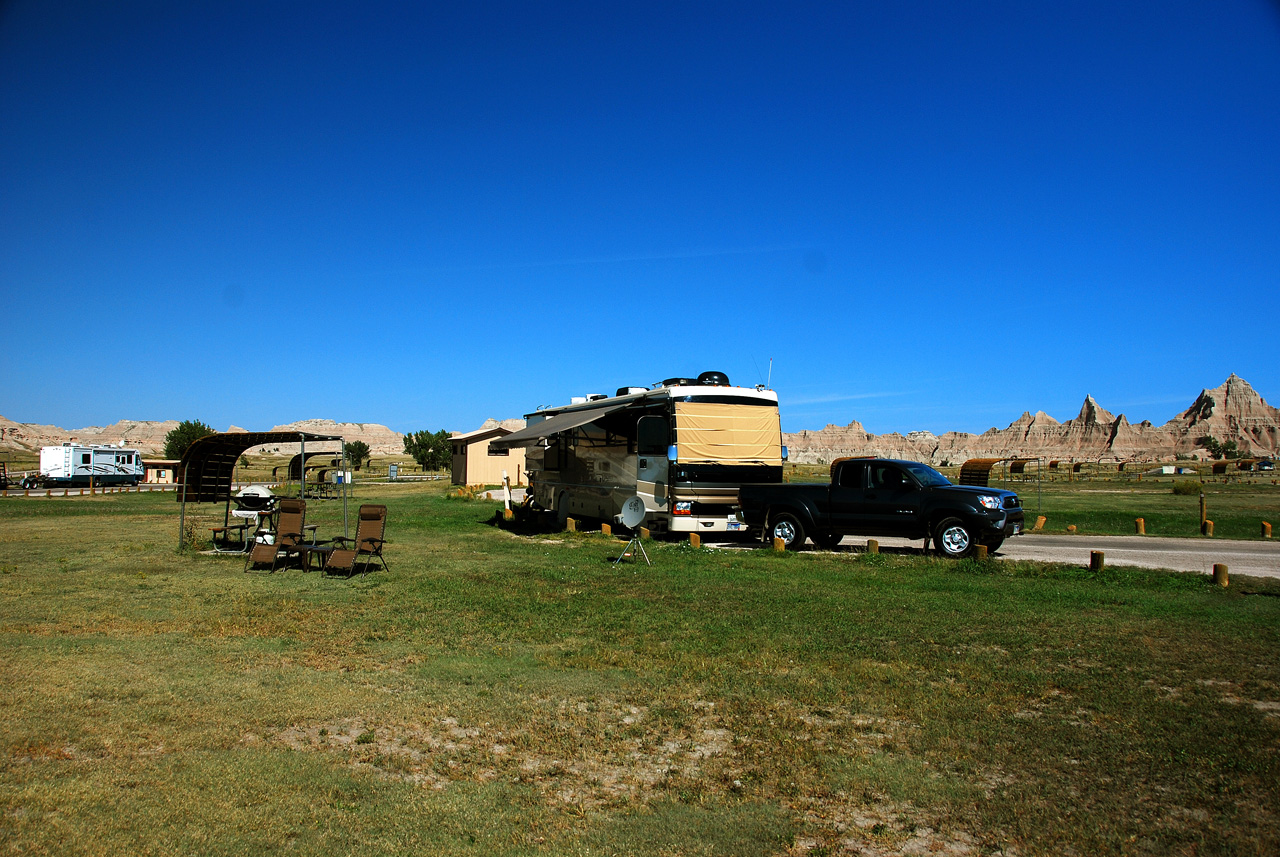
[620,496,647,528]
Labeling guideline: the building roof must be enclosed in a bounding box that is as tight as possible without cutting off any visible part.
[452,426,514,443]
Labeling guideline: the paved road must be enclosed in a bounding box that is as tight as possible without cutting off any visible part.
[997,533,1280,579]
[818,533,1280,580]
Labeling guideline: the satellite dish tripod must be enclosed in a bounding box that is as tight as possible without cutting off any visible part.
[614,496,652,566]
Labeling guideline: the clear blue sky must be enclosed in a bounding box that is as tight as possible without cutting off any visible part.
[3,1,1278,436]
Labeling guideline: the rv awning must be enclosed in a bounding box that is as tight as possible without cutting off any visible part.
[488,403,631,450]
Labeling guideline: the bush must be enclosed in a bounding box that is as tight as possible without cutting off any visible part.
[1171,481,1203,496]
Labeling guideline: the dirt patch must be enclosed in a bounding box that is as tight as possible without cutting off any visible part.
[264,695,986,854]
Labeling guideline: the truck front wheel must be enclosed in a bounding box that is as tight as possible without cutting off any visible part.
[934,517,974,558]
[769,513,806,550]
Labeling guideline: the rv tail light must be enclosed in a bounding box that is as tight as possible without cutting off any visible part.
[667,444,678,462]
[673,502,693,516]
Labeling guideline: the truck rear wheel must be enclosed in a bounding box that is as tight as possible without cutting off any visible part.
[934,517,974,558]
[769,513,806,550]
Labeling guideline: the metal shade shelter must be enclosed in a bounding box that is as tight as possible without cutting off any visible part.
[176,431,347,548]
[272,451,343,481]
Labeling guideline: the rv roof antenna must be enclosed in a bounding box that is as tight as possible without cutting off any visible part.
[766,358,773,390]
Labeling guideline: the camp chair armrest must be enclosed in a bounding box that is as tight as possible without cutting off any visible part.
[359,537,385,550]
[330,535,354,547]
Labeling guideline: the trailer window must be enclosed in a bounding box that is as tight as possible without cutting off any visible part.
[81,454,91,465]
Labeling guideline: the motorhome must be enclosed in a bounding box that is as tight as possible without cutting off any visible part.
[489,372,784,535]
[40,444,145,487]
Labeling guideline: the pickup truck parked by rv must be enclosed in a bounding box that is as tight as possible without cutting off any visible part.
[737,458,1024,557]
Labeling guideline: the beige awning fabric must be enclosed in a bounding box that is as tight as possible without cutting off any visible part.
[488,402,630,450]
[673,402,781,465]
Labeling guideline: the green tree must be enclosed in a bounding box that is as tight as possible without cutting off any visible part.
[163,420,216,459]
[1198,435,1241,460]
[403,429,452,471]
[346,440,371,471]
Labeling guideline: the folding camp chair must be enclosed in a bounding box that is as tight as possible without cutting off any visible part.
[245,498,313,573]
[323,504,388,576]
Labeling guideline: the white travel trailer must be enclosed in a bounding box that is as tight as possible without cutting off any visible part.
[40,444,145,487]
[489,372,785,535]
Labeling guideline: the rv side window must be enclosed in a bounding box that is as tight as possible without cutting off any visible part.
[81,454,91,465]
[637,416,669,456]
[543,437,564,470]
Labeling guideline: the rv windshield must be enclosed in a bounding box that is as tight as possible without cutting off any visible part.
[902,462,951,487]
[672,401,781,465]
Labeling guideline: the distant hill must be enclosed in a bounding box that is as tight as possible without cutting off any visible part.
[0,417,407,456]
[783,375,1280,465]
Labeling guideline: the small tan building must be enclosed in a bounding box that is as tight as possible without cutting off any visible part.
[451,427,525,486]
[142,459,180,484]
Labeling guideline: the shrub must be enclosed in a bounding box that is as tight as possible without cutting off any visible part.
[1171,481,1203,496]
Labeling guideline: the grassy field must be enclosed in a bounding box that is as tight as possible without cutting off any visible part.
[2,484,1279,856]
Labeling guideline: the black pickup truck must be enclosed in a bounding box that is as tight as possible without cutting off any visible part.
[737,458,1023,557]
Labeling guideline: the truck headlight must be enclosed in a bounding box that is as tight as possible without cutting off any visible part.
[674,501,693,516]
[978,495,1002,510]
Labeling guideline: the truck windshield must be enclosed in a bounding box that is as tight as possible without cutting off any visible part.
[902,462,951,487]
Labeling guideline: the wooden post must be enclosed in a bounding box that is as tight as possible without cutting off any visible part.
[1202,520,1214,537]
[503,508,513,521]
[1090,550,1105,572]
[1213,563,1228,587]
[689,533,701,549]
[640,527,651,540]
[1263,521,1272,538]
[1033,515,1046,531]
[867,539,879,554]
[975,545,988,561]
[601,522,612,537]
[566,517,577,532]
[1135,517,1145,535]
[773,536,785,552]
[1066,524,1077,533]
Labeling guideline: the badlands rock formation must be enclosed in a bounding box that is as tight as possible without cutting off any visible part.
[0,416,406,456]
[784,375,1280,465]
[4,376,1275,466]
[0,415,180,454]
